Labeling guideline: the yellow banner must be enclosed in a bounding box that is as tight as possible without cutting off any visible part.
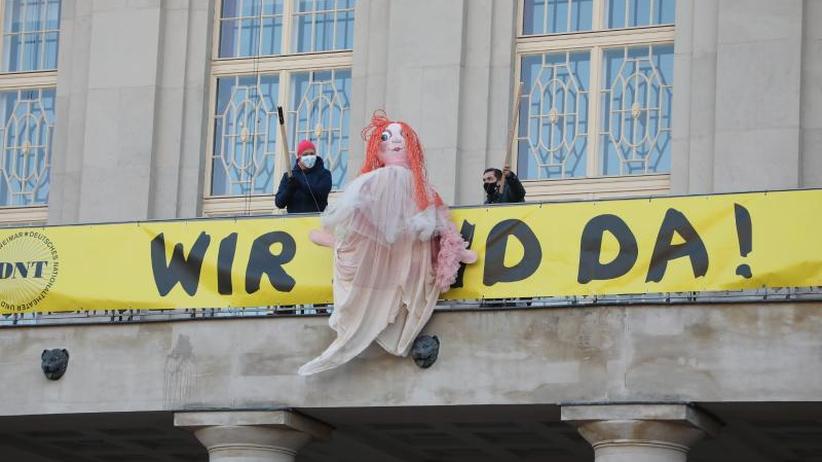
[1,189,821,314]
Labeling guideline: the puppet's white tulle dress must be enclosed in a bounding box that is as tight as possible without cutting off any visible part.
[298,165,465,376]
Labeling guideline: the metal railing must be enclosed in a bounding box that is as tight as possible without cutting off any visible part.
[2,286,821,327]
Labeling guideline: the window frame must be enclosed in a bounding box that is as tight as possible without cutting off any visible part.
[0,0,61,73]
[514,0,675,200]
[202,0,354,216]
[0,0,59,223]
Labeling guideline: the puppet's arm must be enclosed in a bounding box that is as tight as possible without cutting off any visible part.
[309,228,335,247]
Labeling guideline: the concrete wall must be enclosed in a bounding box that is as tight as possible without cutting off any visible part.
[671,0,822,194]
[48,0,212,224]
[2,302,821,417]
[801,0,822,187]
[349,0,516,205]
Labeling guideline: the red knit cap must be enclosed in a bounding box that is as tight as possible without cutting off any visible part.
[297,140,316,157]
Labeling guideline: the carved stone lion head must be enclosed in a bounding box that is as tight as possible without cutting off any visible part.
[410,335,439,369]
[41,348,69,380]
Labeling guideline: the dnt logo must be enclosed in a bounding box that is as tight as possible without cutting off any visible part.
[0,231,59,312]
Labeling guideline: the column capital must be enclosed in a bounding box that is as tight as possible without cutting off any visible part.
[175,410,332,461]
[561,404,721,460]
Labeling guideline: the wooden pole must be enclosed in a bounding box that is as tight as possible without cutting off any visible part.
[501,81,524,189]
[277,106,292,178]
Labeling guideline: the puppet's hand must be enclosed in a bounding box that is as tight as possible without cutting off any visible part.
[309,228,335,247]
[461,248,477,264]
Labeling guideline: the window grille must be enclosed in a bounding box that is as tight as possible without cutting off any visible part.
[517,0,674,184]
[0,0,60,217]
[206,0,355,214]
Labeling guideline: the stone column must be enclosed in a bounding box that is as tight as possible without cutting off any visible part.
[561,404,720,462]
[671,0,808,194]
[175,411,331,462]
[50,0,211,224]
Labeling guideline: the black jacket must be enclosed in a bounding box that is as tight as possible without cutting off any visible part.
[274,157,332,213]
[484,173,526,204]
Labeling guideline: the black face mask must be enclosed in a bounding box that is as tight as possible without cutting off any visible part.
[484,182,497,195]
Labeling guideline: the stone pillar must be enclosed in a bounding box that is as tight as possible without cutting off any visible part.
[50,0,211,224]
[671,0,810,194]
[562,404,720,462]
[175,411,331,462]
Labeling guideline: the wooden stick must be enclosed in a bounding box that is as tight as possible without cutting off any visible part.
[501,81,524,189]
[277,106,292,178]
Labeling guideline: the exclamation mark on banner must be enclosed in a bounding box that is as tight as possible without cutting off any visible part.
[734,203,753,279]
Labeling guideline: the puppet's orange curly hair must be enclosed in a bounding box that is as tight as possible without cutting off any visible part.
[360,111,443,211]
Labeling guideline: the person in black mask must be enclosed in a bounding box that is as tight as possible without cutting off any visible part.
[275,140,332,213]
[483,165,526,204]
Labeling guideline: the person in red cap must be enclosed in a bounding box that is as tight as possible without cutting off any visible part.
[274,139,332,213]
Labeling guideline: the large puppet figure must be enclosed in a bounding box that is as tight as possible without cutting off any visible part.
[298,112,476,376]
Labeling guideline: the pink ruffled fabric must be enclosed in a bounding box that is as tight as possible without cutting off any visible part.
[434,220,468,292]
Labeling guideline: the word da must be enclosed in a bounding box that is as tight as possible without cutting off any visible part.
[475,205,753,287]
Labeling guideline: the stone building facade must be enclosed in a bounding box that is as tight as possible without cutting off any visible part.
[0,1,821,461]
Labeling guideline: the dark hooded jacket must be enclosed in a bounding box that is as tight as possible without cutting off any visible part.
[274,157,332,213]
[484,172,526,204]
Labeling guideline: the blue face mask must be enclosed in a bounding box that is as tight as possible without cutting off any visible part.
[301,155,317,169]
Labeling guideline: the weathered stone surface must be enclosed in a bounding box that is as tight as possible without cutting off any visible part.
[49,0,210,223]
[1,303,821,416]
[673,0,822,193]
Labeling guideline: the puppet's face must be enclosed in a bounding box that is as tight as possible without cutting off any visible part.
[378,123,410,168]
